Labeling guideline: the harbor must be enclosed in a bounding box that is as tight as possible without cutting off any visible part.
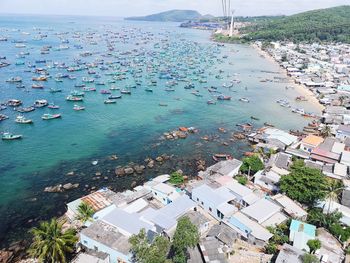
[0,15,321,246]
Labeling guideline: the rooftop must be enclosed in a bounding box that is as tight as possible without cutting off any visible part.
[301,135,324,147]
[241,198,281,224]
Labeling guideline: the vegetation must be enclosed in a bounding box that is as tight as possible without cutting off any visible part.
[129,229,170,263]
[320,125,332,138]
[171,216,199,263]
[236,175,248,185]
[213,33,245,44]
[125,10,203,22]
[28,218,78,263]
[169,171,184,185]
[301,253,319,263]
[240,155,264,176]
[75,202,95,223]
[307,239,321,254]
[280,163,327,206]
[265,222,290,254]
[242,6,350,43]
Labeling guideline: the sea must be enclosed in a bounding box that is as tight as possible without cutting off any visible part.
[0,15,320,245]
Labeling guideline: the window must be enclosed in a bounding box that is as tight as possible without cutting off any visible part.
[196,198,199,201]
[201,201,204,206]
[209,207,212,212]
[83,240,88,245]
[154,192,157,196]
[94,246,98,251]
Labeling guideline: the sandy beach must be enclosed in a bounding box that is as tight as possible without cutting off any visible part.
[252,44,325,112]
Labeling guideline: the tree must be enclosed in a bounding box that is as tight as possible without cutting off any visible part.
[307,239,321,254]
[129,229,170,263]
[169,171,184,185]
[280,166,327,206]
[301,253,319,263]
[324,179,344,214]
[76,202,95,223]
[240,155,264,176]
[307,208,342,229]
[172,216,199,263]
[236,175,248,185]
[28,218,78,263]
[320,125,332,138]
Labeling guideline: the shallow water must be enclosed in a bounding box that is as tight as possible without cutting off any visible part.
[0,15,319,245]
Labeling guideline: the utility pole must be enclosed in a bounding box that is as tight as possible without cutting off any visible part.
[229,10,235,37]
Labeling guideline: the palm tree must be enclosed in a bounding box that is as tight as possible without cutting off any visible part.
[28,218,78,263]
[320,125,332,138]
[76,202,95,223]
[325,180,344,214]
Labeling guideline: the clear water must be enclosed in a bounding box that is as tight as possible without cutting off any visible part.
[0,15,319,244]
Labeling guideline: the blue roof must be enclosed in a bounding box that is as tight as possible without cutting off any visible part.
[290,219,316,238]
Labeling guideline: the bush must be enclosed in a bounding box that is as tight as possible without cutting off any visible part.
[236,176,248,185]
[240,155,264,175]
[169,172,184,185]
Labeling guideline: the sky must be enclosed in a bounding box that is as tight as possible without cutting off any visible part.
[0,0,349,17]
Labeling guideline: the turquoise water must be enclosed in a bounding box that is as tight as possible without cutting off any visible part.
[0,15,319,244]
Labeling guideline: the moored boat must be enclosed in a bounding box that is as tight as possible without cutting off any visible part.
[42,113,61,120]
[15,115,33,124]
[66,95,83,101]
[73,104,85,111]
[2,132,22,140]
[104,99,116,104]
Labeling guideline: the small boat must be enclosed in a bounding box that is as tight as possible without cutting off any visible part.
[91,160,98,166]
[6,77,22,83]
[207,100,216,105]
[250,116,260,120]
[239,97,250,103]
[49,88,62,93]
[121,90,131,94]
[212,154,232,162]
[16,84,25,89]
[159,103,168,107]
[104,99,116,104]
[34,100,48,108]
[2,132,22,140]
[8,99,22,106]
[145,88,153,92]
[48,103,60,109]
[15,115,33,124]
[70,90,85,97]
[16,106,35,113]
[108,95,122,99]
[73,104,85,111]
[42,113,61,120]
[83,87,96,92]
[264,122,274,127]
[0,114,9,121]
[32,76,48,81]
[217,95,231,100]
[100,90,111,94]
[66,95,83,101]
[165,88,175,92]
[32,83,44,89]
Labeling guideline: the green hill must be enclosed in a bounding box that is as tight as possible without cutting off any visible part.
[125,10,203,22]
[243,5,350,43]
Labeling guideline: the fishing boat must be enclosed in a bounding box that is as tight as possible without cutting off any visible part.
[66,95,83,101]
[6,77,22,83]
[73,105,85,111]
[239,97,250,103]
[32,83,44,89]
[48,103,60,109]
[145,88,153,92]
[207,100,216,105]
[108,95,122,99]
[0,114,9,121]
[7,99,22,106]
[2,132,22,140]
[120,90,131,94]
[217,95,231,100]
[16,84,25,89]
[42,113,61,120]
[34,100,48,108]
[16,106,35,113]
[250,116,260,120]
[165,88,175,92]
[104,99,116,104]
[100,90,111,94]
[83,87,96,92]
[32,76,48,81]
[109,86,119,90]
[15,115,33,124]
[49,88,62,93]
[70,90,85,97]
[159,103,168,107]
[212,154,232,162]
[74,83,86,88]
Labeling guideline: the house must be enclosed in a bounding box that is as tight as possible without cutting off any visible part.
[80,220,132,263]
[249,128,298,149]
[289,219,316,252]
[336,125,350,141]
[310,138,341,164]
[316,228,345,263]
[254,170,281,192]
[191,184,237,220]
[268,152,291,175]
[207,223,238,248]
[66,188,125,222]
[300,135,324,153]
[197,159,242,180]
[198,237,229,263]
[342,180,350,208]
[185,210,211,236]
[72,251,110,263]
[275,243,305,263]
[145,181,180,205]
[240,198,287,227]
[225,211,273,247]
[340,151,350,167]
[272,194,307,220]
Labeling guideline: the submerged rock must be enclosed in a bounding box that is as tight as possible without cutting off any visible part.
[115,167,125,177]
[44,184,62,193]
[134,165,145,174]
[124,167,134,175]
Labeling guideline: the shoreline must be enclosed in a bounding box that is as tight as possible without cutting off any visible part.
[251,43,325,113]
